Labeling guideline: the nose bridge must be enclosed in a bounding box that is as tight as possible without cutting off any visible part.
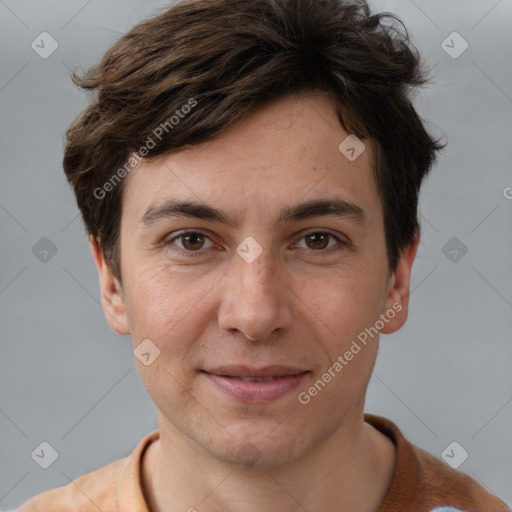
[218,241,289,339]
[234,243,279,305]
[233,232,276,285]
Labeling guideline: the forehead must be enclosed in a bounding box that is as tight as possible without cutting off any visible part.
[121,92,381,228]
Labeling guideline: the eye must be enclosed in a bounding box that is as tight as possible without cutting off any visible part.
[295,231,346,251]
[162,229,348,258]
[167,231,214,252]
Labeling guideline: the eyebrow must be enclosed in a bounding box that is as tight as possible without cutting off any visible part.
[139,198,369,229]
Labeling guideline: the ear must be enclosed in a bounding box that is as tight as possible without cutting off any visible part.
[379,232,420,335]
[90,236,130,335]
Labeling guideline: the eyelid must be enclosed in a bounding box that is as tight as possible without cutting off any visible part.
[298,228,348,241]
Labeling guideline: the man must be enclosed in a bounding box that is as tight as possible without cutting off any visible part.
[16,0,509,510]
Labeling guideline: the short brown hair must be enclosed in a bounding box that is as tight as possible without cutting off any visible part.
[64,0,443,280]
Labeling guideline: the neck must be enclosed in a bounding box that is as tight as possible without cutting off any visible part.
[141,410,396,512]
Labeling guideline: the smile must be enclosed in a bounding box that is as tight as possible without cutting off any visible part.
[201,367,310,404]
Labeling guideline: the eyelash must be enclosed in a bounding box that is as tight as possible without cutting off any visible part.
[163,230,349,258]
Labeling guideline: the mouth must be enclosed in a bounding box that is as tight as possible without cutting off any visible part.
[200,365,310,403]
[227,376,286,382]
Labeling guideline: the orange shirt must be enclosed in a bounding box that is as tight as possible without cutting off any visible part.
[16,414,509,512]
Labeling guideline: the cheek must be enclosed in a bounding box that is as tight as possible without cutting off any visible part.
[123,262,224,370]
[125,262,205,329]
[296,281,380,412]
[296,263,385,343]
[122,265,179,359]
[293,264,385,405]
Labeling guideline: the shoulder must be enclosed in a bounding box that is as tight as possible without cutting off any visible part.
[412,444,510,511]
[364,413,510,511]
[15,430,158,512]
[15,457,126,512]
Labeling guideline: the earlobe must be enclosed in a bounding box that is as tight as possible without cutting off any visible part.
[379,235,420,335]
[89,236,130,335]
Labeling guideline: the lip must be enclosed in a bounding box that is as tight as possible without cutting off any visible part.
[203,364,308,378]
[201,365,309,404]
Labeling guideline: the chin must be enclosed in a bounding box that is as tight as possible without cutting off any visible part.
[212,440,304,469]
[201,422,312,469]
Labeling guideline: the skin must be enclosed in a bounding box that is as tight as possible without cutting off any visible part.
[91,91,419,512]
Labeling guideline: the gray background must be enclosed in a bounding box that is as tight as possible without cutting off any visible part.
[1,0,511,508]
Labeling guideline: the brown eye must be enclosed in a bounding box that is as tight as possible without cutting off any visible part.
[168,231,214,252]
[304,233,330,250]
[295,231,346,253]
[180,232,206,250]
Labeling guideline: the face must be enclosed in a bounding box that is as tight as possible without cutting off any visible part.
[92,92,418,468]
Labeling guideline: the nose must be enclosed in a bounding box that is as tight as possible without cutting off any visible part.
[217,245,292,342]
